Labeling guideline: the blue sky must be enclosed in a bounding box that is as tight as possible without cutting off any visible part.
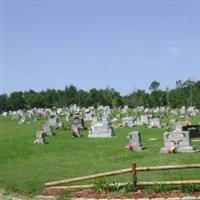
[1,0,200,95]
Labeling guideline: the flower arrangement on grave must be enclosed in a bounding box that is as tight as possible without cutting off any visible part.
[125,144,134,151]
[167,146,177,153]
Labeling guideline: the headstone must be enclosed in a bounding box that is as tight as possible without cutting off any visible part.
[88,120,115,138]
[57,121,64,130]
[160,130,198,153]
[26,110,33,120]
[148,118,161,128]
[48,117,58,127]
[144,108,151,114]
[43,124,53,136]
[140,115,149,125]
[182,125,200,139]
[71,115,84,137]
[173,121,188,132]
[111,117,118,123]
[136,115,149,125]
[153,107,160,114]
[71,124,81,137]
[160,107,166,113]
[122,105,129,114]
[161,123,167,127]
[135,117,143,126]
[136,106,144,112]
[180,106,186,115]
[103,108,111,119]
[127,131,144,151]
[97,105,104,111]
[187,107,197,117]
[122,117,135,127]
[84,111,93,121]
[69,104,79,112]
[72,116,84,129]
[171,109,178,115]
[169,118,177,124]
[34,131,47,144]
[91,116,98,123]
[17,110,24,119]
[18,118,26,124]
[57,108,63,115]
[2,112,8,117]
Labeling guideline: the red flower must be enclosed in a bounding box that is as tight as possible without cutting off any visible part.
[126,144,134,151]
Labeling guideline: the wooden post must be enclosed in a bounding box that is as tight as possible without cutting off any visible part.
[132,163,137,187]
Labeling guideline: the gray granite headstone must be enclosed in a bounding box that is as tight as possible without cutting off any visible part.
[127,131,144,151]
[160,130,198,153]
[88,120,115,138]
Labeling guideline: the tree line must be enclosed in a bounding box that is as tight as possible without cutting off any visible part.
[0,79,200,111]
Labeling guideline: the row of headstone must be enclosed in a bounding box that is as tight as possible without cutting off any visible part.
[3,105,199,126]
[34,115,66,144]
[121,116,161,128]
[126,130,198,153]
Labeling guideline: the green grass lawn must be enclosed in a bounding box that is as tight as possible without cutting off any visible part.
[0,115,200,195]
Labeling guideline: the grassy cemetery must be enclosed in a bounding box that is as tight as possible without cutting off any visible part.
[1,106,200,198]
[3,0,200,198]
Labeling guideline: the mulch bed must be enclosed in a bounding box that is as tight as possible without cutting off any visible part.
[43,188,200,199]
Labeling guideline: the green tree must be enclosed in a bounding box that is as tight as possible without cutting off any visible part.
[0,94,8,112]
[149,81,160,92]
[64,85,78,106]
[7,91,26,110]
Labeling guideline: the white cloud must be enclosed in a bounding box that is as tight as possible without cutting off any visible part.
[168,46,181,55]
[167,40,183,55]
